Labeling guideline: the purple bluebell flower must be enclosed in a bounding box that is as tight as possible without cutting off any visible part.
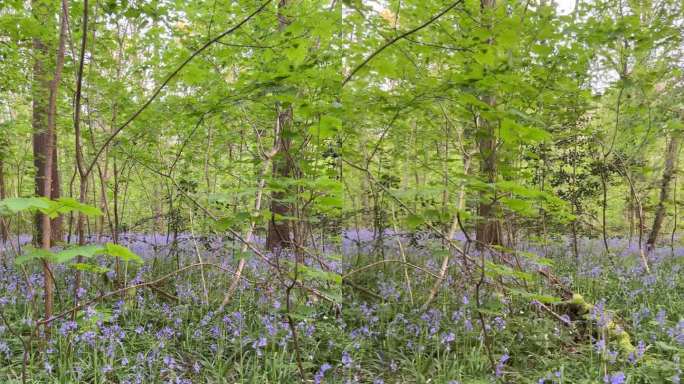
[342,351,352,368]
[604,372,626,384]
[495,353,509,377]
[314,363,332,384]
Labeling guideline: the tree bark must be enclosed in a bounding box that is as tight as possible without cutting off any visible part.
[475,0,502,248]
[646,135,679,250]
[0,154,8,242]
[32,0,68,328]
[73,0,89,300]
[32,2,64,246]
[266,0,296,252]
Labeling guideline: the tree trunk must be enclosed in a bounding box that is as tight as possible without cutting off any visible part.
[266,0,296,252]
[475,0,501,248]
[32,0,68,329]
[646,135,679,250]
[0,155,8,242]
[32,3,63,246]
[266,107,295,251]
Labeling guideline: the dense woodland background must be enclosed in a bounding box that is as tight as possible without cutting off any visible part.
[0,0,683,383]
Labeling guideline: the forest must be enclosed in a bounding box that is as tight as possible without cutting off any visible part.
[0,0,683,382]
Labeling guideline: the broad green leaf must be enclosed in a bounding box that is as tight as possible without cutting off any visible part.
[53,245,105,264]
[14,246,54,265]
[405,214,424,229]
[70,263,111,274]
[102,243,143,264]
[313,115,341,138]
[0,197,51,215]
[46,198,103,218]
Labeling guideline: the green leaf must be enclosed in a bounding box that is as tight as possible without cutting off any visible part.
[500,118,550,144]
[507,288,561,304]
[53,245,105,264]
[405,214,424,229]
[70,263,111,274]
[295,264,342,285]
[14,246,54,265]
[313,115,341,138]
[46,198,103,218]
[0,197,51,215]
[102,243,143,264]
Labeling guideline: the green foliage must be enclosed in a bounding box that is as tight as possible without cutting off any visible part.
[100,243,144,264]
[0,197,102,218]
[0,197,51,215]
[14,243,142,266]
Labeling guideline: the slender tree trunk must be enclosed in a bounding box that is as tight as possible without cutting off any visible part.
[646,135,679,250]
[73,0,89,300]
[266,0,296,253]
[475,0,502,247]
[32,1,64,247]
[0,155,8,242]
[32,0,68,330]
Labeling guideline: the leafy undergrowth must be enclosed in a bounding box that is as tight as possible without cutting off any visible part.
[0,233,682,383]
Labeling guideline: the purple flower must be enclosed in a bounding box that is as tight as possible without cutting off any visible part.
[341,351,352,368]
[59,321,78,336]
[496,353,509,377]
[441,332,456,346]
[314,363,332,384]
[494,317,506,331]
[604,372,626,384]
[656,309,667,327]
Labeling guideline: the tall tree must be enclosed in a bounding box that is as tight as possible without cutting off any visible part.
[32,0,63,246]
[475,0,502,247]
[647,134,680,250]
[0,146,7,243]
[266,0,297,252]
[32,0,68,326]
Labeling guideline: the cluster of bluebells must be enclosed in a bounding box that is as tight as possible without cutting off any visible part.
[0,232,682,382]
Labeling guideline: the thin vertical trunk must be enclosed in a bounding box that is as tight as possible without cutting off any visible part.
[73,0,89,299]
[33,0,68,329]
[647,135,679,250]
[475,0,502,247]
[266,0,296,253]
[0,155,8,242]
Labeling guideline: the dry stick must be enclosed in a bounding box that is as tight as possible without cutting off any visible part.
[188,210,210,305]
[620,167,650,273]
[421,108,474,310]
[390,206,414,304]
[220,114,282,310]
[421,211,461,311]
[84,0,273,177]
[342,0,465,87]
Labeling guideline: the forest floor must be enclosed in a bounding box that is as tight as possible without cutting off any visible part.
[0,232,682,383]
